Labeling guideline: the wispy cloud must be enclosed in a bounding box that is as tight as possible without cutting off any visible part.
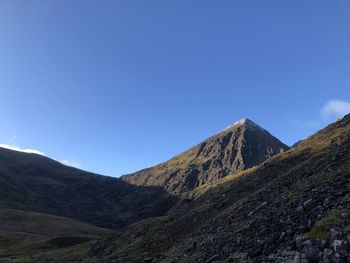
[0,143,45,155]
[321,99,350,119]
[60,159,82,169]
[291,99,350,129]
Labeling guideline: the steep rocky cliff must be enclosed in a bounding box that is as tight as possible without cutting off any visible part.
[123,119,289,194]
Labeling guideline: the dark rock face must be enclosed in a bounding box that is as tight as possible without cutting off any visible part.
[123,119,289,194]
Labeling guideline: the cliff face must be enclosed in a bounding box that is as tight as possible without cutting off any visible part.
[123,118,289,194]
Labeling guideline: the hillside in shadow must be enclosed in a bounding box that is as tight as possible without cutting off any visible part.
[0,147,178,229]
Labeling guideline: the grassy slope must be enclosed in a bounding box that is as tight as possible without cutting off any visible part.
[0,208,111,262]
[88,114,350,262]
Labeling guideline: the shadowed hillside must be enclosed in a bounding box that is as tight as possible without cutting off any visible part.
[0,148,178,229]
[0,208,110,261]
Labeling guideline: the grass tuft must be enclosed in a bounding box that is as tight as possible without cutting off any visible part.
[305,209,349,240]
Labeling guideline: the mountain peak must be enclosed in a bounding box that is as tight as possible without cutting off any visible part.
[222,118,261,131]
[124,117,289,194]
[235,118,249,124]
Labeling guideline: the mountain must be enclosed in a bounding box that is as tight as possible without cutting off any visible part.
[86,114,350,263]
[123,118,289,194]
[0,147,177,229]
[291,139,304,148]
[2,115,350,262]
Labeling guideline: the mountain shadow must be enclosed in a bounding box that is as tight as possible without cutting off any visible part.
[0,147,178,229]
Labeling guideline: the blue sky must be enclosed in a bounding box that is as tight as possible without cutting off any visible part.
[0,1,350,176]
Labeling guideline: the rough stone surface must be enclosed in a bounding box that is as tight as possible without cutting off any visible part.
[123,119,289,194]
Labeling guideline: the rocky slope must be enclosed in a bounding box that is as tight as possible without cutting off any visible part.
[88,114,350,263]
[0,148,177,229]
[123,118,289,194]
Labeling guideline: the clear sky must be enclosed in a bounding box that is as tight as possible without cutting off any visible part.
[1,1,350,176]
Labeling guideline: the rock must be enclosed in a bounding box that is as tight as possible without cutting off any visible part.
[303,199,312,209]
[292,251,301,263]
[267,254,277,261]
[323,248,333,258]
[297,206,304,212]
[286,228,294,235]
[192,241,197,251]
[295,235,307,249]
[299,239,320,262]
[300,253,309,263]
[341,212,350,221]
[331,239,348,257]
[279,232,286,240]
[205,254,219,263]
[330,228,342,240]
[274,250,309,263]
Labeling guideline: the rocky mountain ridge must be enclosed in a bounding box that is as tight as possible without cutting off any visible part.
[123,118,289,194]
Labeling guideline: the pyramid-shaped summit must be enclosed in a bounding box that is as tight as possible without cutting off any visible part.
[123,118,290,194]
[223,118,268,132]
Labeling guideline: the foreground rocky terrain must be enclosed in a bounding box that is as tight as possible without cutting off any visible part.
[1,115,349,262]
